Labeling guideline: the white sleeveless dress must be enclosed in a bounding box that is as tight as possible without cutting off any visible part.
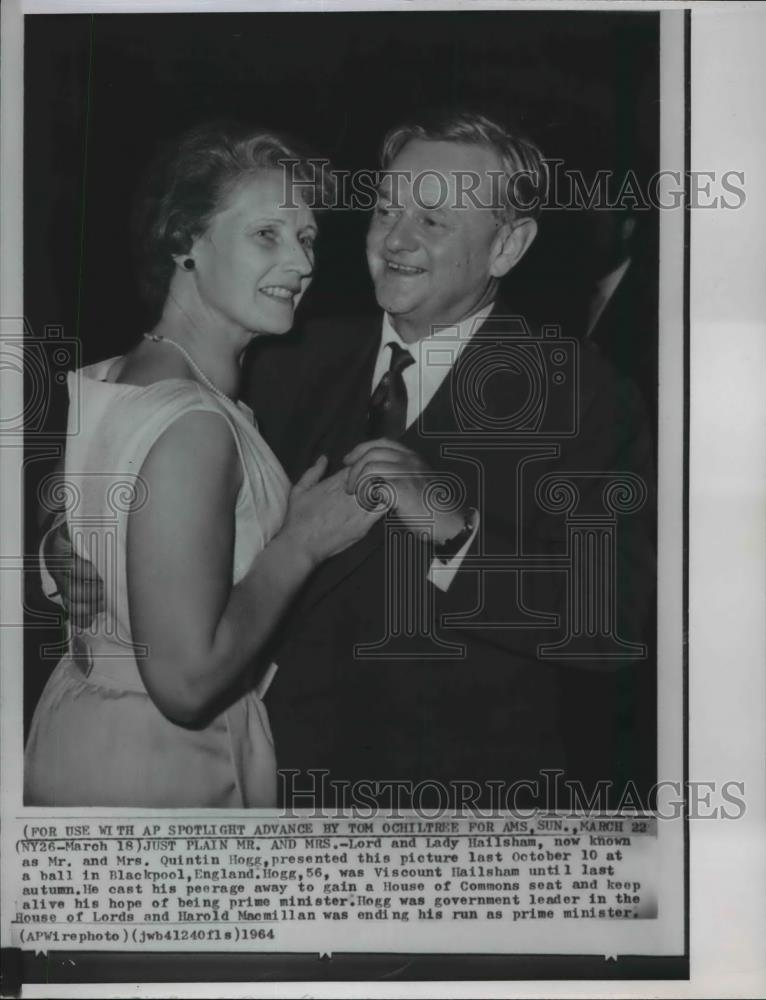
[24,358,290,807]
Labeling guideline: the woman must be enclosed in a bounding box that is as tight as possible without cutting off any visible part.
[25,122,382,807]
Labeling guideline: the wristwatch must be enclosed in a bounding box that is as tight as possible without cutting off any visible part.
[433,506,479,562]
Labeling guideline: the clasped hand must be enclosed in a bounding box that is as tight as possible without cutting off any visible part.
[43,443,460,628]
[280,455,385,564]
[343,438,465,545]
[45,520,105,629]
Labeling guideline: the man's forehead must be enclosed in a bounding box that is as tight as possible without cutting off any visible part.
[379,171,453,207]
[380,139,503,206]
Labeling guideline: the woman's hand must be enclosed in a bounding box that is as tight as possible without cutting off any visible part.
[343,438,466,544]
[280,455,386,565]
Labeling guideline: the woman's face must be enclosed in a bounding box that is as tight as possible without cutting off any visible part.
[188,169,317,337]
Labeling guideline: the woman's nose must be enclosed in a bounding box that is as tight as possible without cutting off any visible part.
[285,239,313,276]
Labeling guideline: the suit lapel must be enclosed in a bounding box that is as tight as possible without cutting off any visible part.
[287,318,379,476]
[291,317,382,609]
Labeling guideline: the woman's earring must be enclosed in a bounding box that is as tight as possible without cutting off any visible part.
[182,257,195,271]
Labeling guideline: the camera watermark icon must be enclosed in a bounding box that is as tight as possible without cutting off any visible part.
[414,316,579,440]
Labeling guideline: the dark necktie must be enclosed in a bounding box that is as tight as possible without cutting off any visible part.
[368,342,415,440]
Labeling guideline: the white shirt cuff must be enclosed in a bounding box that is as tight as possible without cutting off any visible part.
[427,514,480,593]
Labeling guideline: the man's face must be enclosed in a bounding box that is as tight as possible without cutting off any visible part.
[366,139,508,341]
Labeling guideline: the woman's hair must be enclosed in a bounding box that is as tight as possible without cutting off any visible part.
[380,108,548,224]
[132,120,332,316]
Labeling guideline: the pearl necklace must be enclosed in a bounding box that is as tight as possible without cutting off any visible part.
[143,333,235,405]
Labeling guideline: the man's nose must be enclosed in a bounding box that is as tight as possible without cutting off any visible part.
[384,213,418,253]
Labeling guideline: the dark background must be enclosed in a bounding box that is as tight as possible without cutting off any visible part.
[24,10,659,765]
[25,11,659,358]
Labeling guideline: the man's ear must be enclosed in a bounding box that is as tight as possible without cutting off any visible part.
[489,218,538,279]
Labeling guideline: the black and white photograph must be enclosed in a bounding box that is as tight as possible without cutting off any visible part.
[1,1,764,996]
[22,8,663,812]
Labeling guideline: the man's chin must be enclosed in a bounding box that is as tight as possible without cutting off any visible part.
[373,287,419,317]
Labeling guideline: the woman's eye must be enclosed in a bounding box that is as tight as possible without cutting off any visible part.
[300,234,316,251]
[255,228,277,242]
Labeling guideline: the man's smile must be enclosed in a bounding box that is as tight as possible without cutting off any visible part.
[385,260,426,275]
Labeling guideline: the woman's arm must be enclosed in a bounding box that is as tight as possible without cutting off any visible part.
[127,409,379,726]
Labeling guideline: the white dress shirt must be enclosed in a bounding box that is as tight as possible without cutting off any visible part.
[371,305,492,590]
[372,305,493,429]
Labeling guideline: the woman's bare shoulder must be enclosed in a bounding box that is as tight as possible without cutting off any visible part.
[141,407,240,480]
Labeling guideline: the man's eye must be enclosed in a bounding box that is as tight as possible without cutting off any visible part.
[422,215,443,229]
[376,204,396,218]
[300,234,316,251]
[255,228,277,241]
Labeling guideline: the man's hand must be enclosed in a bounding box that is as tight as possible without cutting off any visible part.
[44,519,105,629]
[343,438,465,544]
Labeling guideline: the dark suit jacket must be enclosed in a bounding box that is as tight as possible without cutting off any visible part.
[586,253,659,445]
[244,302,655,806]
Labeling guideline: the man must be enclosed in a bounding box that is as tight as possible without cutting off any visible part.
[246,110,656,809]
[44,110,655,810]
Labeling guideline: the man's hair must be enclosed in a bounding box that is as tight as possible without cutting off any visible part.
[132,120,331,317]
[380,108,548,223]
